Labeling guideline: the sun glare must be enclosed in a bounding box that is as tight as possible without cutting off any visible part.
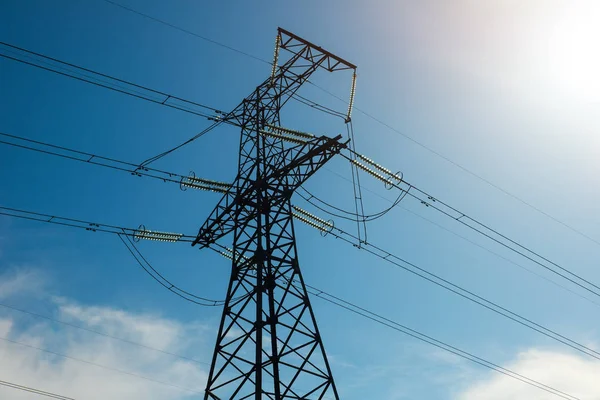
[535,2,600,102]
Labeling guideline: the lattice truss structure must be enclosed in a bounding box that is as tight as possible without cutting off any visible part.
[192,28,356,399]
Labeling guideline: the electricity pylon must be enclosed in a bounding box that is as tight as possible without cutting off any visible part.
[192,28,356,399]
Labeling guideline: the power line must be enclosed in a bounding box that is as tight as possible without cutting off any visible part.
[2,37,596,382]
[4,135,600,360]
[0,205,196,242]
[0,41,221,119]
[355,103,600,249]
[406,182,600,296]
[0,206,229,308]
[308,160,600,309]
[0,276,579,400]
[207,245,579,399]
[265,129,600,305]
[0,42,233,166]
[0,379,75,400]
[0,128,373,221]
[100,0,271,65]
[4,278,575,400]
[4,38,594,301]
[0,130,235,194]
[310,167,600,310]
[139,119,224,166]
[321,222,600,363]
[94,1,600,250]
[118,233,229,306]
[4,204,599,368]
[4,32,596,260]
[0,335,203,395]
[2,14,590,397]
[305,285,579,400]
[133,238,580,399]
[306,76,600,251]
[339,151,600,300]
[297,184,409,223]
[291,92,347,120]
[0,135,600,332]
[0,130,189,185]
[3,129,596,311]
[119,233,249,306]
[0,208,584,399]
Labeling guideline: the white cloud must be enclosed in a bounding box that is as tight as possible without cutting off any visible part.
[0,319,12,337]
[456,348,600,400]
[0,271,211,400]
[0,268,47,300]
[55,299,188,350]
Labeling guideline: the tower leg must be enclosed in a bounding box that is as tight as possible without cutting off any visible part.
[204,202,339,400]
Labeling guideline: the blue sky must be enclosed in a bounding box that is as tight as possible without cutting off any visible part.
[1,0,599,399]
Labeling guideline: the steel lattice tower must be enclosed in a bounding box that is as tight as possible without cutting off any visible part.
[192,28,356,399]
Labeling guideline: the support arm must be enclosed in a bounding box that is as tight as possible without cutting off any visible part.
[192,134,346,248]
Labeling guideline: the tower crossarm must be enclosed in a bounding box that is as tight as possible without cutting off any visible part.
[221,27,357,128]
[192,134,346,249]
[261,134,346,187]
